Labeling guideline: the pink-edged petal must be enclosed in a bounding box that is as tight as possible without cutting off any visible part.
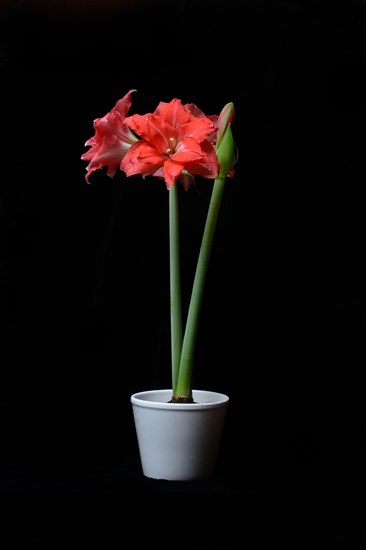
[81,89,138,183]
[92,111,137,148]
[113,89,137,118]
[82,138,124,182]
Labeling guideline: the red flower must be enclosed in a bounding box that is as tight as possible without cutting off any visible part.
[120,98,220,190]
[81,89,138,183]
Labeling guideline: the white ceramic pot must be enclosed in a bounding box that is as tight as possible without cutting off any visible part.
[130,389,229,481]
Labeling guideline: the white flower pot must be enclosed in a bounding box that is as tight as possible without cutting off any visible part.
[131,389,229,481]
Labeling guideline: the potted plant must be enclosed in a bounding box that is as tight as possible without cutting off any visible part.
[81,89,237,480]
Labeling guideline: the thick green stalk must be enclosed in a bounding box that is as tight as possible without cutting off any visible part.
[169,182,183,393]
[174,176,226,398]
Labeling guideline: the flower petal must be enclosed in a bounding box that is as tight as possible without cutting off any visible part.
[163,159,184,189]
[154,98,191,128]
[120,141,165,177]
[81,89,138,183]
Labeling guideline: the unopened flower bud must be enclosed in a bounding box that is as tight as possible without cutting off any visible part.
[216,102,235,178]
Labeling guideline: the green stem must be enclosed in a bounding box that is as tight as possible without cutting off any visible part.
[174,176,226,398]
[169,182,183,393]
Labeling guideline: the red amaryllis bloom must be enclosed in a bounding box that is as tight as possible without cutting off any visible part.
[81,89,139,183]
[120,98,220,190]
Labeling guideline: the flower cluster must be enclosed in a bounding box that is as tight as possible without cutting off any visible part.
[82,90,236,402]
[82,89,235,188]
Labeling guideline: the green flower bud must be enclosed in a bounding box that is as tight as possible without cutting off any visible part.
[216,102,236,178]
[216,101,235,149]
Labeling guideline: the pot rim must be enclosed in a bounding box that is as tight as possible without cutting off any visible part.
[131,389,229,410]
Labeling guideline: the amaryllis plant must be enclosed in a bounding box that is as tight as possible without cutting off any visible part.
[82,90,236,403]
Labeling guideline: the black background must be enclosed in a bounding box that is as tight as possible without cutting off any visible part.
[0,0,365,547]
